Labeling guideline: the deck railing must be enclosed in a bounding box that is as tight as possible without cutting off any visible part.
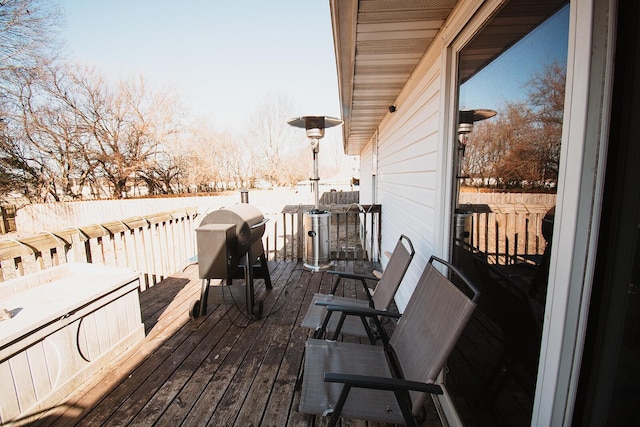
[458,203,553,265]
[276,204,382,262]
[0,208,200,289]
[0,203,382,286]
[0,201,548,285]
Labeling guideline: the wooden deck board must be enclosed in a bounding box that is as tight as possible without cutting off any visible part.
[31,260,446,427]
[233,266,308,426]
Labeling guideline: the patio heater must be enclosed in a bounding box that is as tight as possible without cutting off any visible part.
[455,109,497,246]
[287,115,343,271]
[457,109,497,149]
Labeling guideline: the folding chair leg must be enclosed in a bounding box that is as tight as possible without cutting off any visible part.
[306,413,316,426]
[475,352,512,407]
[295,365,304,391]
[313,309,336,340]
[330,276,343,294]
[328,384,352,427]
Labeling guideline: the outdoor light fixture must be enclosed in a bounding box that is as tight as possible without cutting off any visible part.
[287,115,343,271]
[388,105,396,113]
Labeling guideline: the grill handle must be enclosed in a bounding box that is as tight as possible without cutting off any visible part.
[251,218,270,229]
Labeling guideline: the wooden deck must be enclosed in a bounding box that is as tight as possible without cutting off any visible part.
[30,260,443,426]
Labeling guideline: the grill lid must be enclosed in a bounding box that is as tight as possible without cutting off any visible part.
[199,203,267,255]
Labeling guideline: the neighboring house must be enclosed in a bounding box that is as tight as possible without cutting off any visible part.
[329,0,638,426]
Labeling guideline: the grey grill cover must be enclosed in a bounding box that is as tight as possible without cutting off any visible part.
[199,203,266,257]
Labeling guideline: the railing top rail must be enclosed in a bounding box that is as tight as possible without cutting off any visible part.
[457,203,553,214]
[281,204,381,214]
[0,207,199,259]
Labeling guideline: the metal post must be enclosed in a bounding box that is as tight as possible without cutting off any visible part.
[240,188,249,203]
[244,252,254,315]
[312,146,319,210]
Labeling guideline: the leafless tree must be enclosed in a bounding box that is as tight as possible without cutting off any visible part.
[247,94,308,186]
[8,64,95,201]
[181,121,238,192]
[2,63,183,200]
[525,61,565,185]
[0,0,62,201]
[70,71,182,198]
[0,0,61,74]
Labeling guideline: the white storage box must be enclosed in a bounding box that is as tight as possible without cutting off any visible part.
[0,263,144,424]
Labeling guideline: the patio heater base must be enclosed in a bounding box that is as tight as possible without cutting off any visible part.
[303,210,333,271]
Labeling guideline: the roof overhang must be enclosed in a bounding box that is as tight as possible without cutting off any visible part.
[330,0,456,155]
[330,0,568,155]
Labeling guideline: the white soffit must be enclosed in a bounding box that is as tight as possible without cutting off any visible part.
[331,0,568,155]
[331,0,457,155]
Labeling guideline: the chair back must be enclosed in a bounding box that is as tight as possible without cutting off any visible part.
[390,256,479,415]
[371,234,414,310]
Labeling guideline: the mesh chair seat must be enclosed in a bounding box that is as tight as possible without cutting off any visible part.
[300,293,372,337]
[300,339,404,424]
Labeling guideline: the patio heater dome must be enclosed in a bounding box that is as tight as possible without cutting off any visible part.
[457,108,497,153]
[458,109,497,134]
[288,115,343,271]
[288,116,343,138]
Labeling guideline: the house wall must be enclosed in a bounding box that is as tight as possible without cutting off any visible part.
[354,0,616,425]
[364,1,481,310]
[375,67,445,308]
[359,141,373,205]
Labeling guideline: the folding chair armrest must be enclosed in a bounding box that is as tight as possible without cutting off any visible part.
[325,304,401,319]
[314,299,334,307]
[314,297,376,308]
[324,304,398,343]
[327,271,379,297]
[324,372,443,395]
[327,271,380,282]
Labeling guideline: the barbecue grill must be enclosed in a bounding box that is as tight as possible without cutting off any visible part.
[189,202,272,319]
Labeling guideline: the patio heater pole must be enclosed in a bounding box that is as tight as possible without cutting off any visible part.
[312,138,320,209]
[287,116,343,271]
[455,109,497,247]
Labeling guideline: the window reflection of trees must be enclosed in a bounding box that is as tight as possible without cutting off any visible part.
[461,62,565,191]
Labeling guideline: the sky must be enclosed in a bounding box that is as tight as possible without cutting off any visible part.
[60,0,342,133]
[59,1,570,154]
[459,4,570,112]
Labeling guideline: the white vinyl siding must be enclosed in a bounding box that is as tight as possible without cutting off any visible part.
[358,0,495,312]
[373,53,446,310]
[359,142,373,205]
